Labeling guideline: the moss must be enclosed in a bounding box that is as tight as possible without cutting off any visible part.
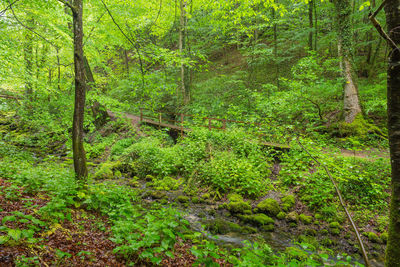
[329,222,341,229]
[227,193,243,202]
[299,214,312,225]
[338,113,384,137]
[242,226,257,234]
[192,197,200,204]
[381,232,388,244]
[146,190,166,199]
[285,247,308,261]
[160,198,168,205]
[330,228,340,236]
[321,237,333,247]
[227,201,252,214]
[366,232,381,243]
[320,229,329,235]
[281,195,295,211]
[257,198,280,216]
[206,219,242,235]
[93,161,122,180]
[241,213,274,226]
[285,211,298,223]
[289,222,297,227]
[314,213,323,220]
[262,224,275,232]
[177,195,189,203]
[201,193,211,200]
[277,212,286,220]
[145,175,155,181]
[304,229,317,236]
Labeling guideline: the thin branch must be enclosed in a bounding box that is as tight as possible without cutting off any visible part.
[10,5,59,49]
[370,0,386,19]
[57,0,75,13]
[296,137,371,267]
[0,0,20,17]
[100,0,145,86]
[83,11,106,47]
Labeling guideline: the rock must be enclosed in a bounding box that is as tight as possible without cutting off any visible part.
[206,219,242,235]
[329,222,341,229]
[285,211,298,223]
[227,193,243,202]
[281,195,295,211]
[304,229,317,236]
[201,193,211,200]
[277,212,286,220]
[381,232,388,244]
[262,224,275,232]
[177,195,189,203]
[299,214,312,225]
[192,197,200,204]
[285,247,308,261]
[227,201,252,214]
[257,198,280,216]
[366,232,381,243]
[330,228,340,236]
[242,226,257,234]
[241,213,274,226]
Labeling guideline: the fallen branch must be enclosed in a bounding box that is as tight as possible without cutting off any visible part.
[296,137,371,267]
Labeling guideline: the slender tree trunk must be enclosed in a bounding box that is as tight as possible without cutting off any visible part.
[71,0,88,180]
[333,0,362,123]
[314,0,318,50]
[384,0,400,264]
[272,7,280,90]
[124,49,129,76]
[23,18,34,97]
[308,0,314,50]
[179,0,190,105]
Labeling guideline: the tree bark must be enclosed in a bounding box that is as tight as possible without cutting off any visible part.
[179,0,190,105]
[384,0,400,265]
[23,17,34,97]
[308,0,314,50]
[71,0,88,180]
[333,0,362,123]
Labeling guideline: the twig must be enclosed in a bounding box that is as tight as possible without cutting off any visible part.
[296,137,371,267]
[0,0,20,17]
[57,0,75,13]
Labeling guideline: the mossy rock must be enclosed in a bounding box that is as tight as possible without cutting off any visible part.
[146,190,167,199]
[277,212,286,220]
[206,219,242,235]
[145,175,155,181]
[314,213,323,220]
[329,222,341,229]
[201,193,211,200]
[192,197,200,204]
[93,161,122,180]
[257,198,280,217]
[177,195,189,203]
[241,213,274,226]
[227,201,252,214]
[338,114,384,137]
[160,198,168,205]
[227,193,243,202]
[285,247,308,261]
[381,232,388,244]
[242,226,257,234]
[304,229,317,236]
[366,232,381,243]
[285,211,298,223]
[330,228,340,236]
[321,237,333,247]
[281,195,295,211]
[299,214,313,225]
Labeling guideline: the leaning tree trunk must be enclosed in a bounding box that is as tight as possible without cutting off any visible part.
[385,0,400,265]
[333,0,362,123]
[71,0,88,180]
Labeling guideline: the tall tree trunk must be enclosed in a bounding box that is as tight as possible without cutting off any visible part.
[314,0,318,50]
[308,0,314,50]
[71,0,88,180]
[272,7,280,90]
[23,18,34,97]
[384,0,400,264]
[179,0,190,105]
[333,0,362,123]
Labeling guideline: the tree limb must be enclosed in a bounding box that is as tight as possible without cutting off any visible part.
[296,137,371,267]
[368,0,399,50]
[56,0,75,13]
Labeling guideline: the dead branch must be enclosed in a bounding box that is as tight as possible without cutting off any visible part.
[296,137,371,267]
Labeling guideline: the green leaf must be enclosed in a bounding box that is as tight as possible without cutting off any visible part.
[8,228,22,241]
[0,235,10,244]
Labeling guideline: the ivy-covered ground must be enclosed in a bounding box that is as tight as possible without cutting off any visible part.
[0,108,390,266]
